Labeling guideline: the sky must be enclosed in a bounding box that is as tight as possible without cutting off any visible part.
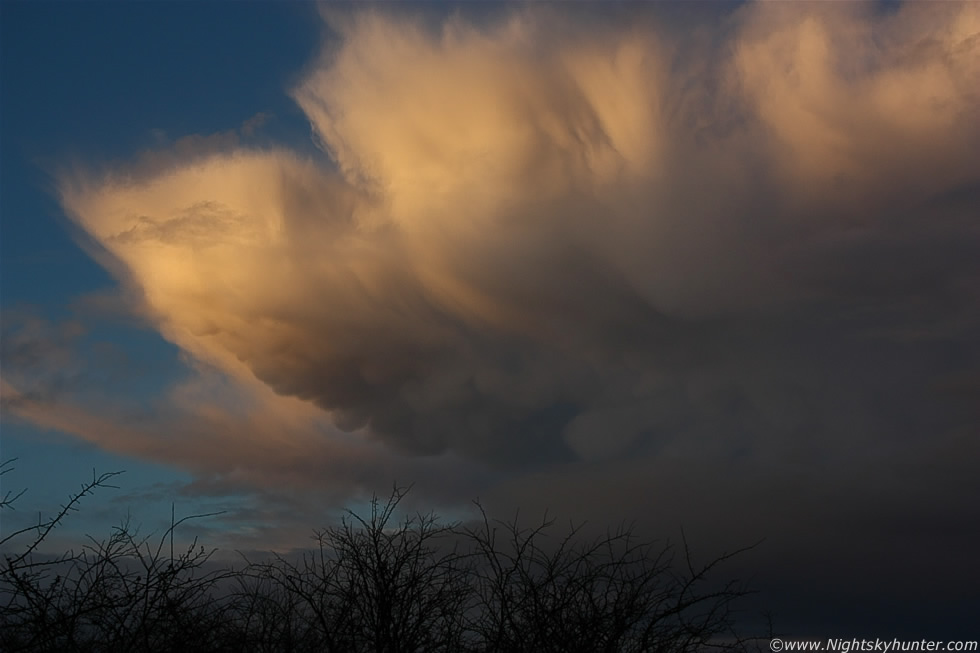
[2,0,979,639]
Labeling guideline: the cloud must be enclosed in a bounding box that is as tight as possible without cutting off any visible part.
[0,310,88,405]
[1,353,489,515]
[240,111,271,137]
[1,3,976,633]
[736,2,979,208]
[49,3,979,473]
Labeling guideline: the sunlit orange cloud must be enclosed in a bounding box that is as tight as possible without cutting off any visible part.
[735,2,979,199]
[48,2,980,474]
[0,371,483,506]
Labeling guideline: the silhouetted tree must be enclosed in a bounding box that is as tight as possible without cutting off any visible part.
[242,486,470,653]
[462,502,756,652]
[1,463,766,652]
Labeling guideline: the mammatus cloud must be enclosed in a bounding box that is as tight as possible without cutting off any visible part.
[43,3,979,471]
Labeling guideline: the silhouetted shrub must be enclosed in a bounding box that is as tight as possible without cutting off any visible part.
[1,461,764,652]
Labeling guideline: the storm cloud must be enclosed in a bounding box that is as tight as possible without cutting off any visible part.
[0,1,977,636]
[53,3,979,470]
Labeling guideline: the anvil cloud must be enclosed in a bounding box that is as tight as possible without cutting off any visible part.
[55,3,979,467]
